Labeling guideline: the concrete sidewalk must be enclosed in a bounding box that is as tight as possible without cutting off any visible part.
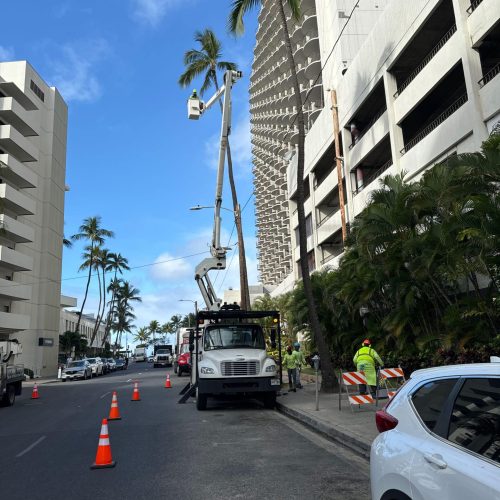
[276,374,380,458]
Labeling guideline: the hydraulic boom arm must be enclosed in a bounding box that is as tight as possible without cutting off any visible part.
[188,70,242,310]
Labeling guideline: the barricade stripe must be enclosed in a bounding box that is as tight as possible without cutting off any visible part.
[349,395,374,405]
[342,371,367,385]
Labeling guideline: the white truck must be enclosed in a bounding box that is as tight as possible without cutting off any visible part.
[134,346,147,362]
[190,307,281,411]
[0,340,24,407]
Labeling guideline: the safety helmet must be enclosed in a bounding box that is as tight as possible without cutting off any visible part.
[362,339,371,346]
[293,342,300,348]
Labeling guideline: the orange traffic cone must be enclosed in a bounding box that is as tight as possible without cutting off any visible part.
[165,374,172,389]
[131,382,141,401]
[90,418,116,469]
[31,383,40,400]
[108,392,121,420]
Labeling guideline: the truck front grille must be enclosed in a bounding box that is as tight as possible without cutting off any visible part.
[221,361,259,376]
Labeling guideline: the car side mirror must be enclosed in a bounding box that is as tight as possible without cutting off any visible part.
[270,328,277,350]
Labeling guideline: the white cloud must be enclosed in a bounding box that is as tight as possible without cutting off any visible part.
[150,252,192,281]
[204,114,252,179]
[49,38,110,102]
[131,0,183,27]
[0,45,15,61]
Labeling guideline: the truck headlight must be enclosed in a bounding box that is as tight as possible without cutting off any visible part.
[265,365,276,372]
[200,367,215,374]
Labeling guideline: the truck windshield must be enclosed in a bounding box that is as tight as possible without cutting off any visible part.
[204,325,265,350]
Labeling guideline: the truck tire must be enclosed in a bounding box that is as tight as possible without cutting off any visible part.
[173,363,178,374]
[263,392,276,409]
[178,368,182,377]
[2,384,16,406]
[196,390,207,411]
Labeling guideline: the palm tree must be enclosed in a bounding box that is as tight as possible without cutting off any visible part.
[229,0,336,390]
[148,320,161,348]
[179,29,251,310]
[71,216,114,335]
[133,327,151,345]
[102,253,130,346]
[112,281,141,352]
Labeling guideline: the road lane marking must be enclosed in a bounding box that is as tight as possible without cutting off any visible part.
[126,379,132,382]
[100,391,111,399]
[16,436,46,458]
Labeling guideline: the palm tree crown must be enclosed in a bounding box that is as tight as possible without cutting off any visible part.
[179,29,237,95]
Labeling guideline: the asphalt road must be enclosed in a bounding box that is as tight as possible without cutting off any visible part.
[0,362,370,500]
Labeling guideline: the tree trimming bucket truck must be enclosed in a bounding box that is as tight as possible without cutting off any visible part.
[182,70,282,410]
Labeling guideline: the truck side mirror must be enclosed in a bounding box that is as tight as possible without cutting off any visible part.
[270,328,277,350]
[189,331,195,352]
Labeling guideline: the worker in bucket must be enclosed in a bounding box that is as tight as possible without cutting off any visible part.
[292,341,306,389]
[353,339,383,395]
[283,346,297,392]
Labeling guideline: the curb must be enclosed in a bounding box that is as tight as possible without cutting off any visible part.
[276,401,370,459]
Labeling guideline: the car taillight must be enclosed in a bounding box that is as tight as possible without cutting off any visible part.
[375,410,398,433]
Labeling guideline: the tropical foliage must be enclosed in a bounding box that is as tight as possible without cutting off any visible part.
[257,132,500,374]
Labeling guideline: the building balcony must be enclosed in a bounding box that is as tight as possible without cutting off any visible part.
[314,168,339,206]
[0,310,30,333]
[0,245,33,272]
[0,184,36,215]
[400,98,471,176]
[0,81,38,111]
[0,153,37,188]
[394,29,460,123]
[349,111,389,169]
[0,214,34,243]
[317,209,342,246]
[0,277,31,301]
[478,65,500,121]
[0,97,39,137]
[468,0,500,47]
[0,125,37,162]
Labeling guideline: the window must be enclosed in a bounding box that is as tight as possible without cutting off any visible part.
[412,378,458,431]
[30,80,45,102]
[448,378,500,464]
[203,325,265,350]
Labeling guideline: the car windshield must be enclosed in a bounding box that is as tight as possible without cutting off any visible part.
[204,325,265,350]
[68,361,85,368]
[87,359,96,364]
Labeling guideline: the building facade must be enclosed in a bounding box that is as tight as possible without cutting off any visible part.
[60,309,106,351]
[251,0,500,295]
[0,61,68,376]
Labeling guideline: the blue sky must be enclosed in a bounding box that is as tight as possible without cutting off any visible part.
[1,0,259,344]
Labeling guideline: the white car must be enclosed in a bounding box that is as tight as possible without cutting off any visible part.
[85,357,104,376]
[370,363,500,500]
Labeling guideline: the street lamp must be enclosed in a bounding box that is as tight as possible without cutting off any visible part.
[189,204,235,214]
[179,299,198,327]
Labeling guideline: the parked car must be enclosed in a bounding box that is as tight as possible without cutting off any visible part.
[106,358,116,371]
[174,344,191,376]
[115,358,127,370]
[85,357,104,377]
[61,360,92,381]
[370,363,500,500]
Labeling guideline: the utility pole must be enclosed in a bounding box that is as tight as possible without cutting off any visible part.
[330,90,347,243]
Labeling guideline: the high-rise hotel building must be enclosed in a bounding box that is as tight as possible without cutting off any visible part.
[0,61,68,376]
[250,0,500,295]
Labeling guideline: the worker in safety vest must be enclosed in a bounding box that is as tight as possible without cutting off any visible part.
[353,339,383,395]
[292,342,306,389]
[283,346,297,392]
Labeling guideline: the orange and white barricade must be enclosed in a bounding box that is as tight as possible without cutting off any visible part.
[339,370,376,411]
[378,367,405,400]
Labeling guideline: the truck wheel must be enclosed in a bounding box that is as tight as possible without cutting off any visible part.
[173,364,178,374]
[83,372,87,380]
[263,392,276,409]
[178,368,182,377]
[2,384,16,406]
[196,390,207,411]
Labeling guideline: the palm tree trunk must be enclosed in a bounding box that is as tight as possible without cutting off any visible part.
[277,1,336,391]
[93,263,107,349]
[75,244,93,335]
[90,265,103,352]
[214,72,251,310]
[102,271,118,347]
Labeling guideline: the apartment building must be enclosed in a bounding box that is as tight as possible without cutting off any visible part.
[0,61,68,376]
[250,0,500,295]
[60,309,106,351]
